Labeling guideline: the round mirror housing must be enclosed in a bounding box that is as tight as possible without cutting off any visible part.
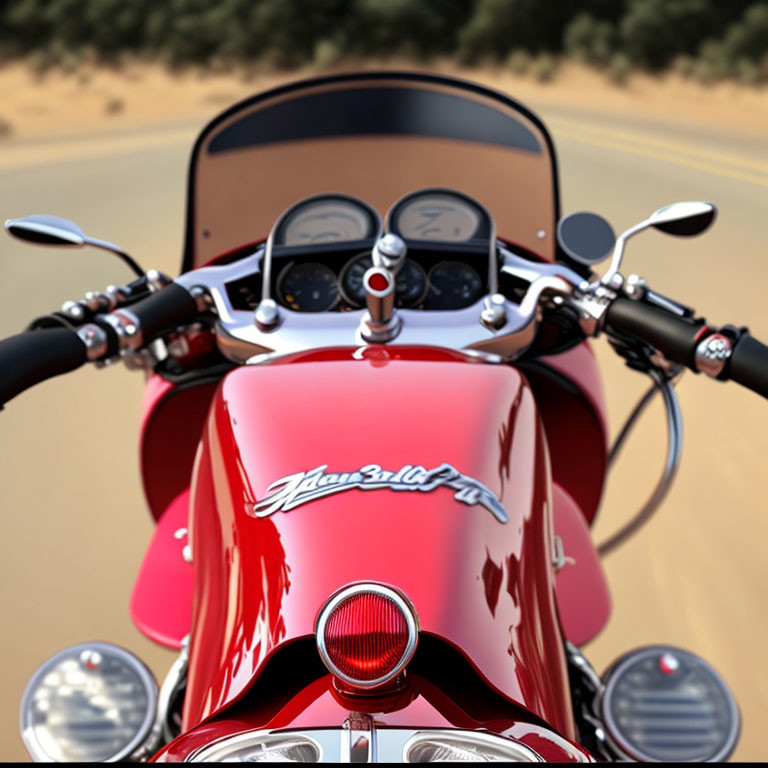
[5,214,86,247]
[649,201,716,237]
[557,211,616,266]
[20,641,157,762]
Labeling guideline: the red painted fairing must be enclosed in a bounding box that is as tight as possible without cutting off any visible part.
[552,484,611,645]
[130,489,193,649]
[183,350,574,736]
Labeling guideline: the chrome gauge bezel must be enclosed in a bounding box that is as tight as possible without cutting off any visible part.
[277,260,341,313]
[386,187,493,244]
[274,193,382,247]
[425,260,484,310]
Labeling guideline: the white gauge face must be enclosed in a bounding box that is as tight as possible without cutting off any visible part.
[396,194,481,242]
[282,200,373,245]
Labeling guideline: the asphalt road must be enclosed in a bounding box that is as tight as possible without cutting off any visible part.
[0,95,766,761]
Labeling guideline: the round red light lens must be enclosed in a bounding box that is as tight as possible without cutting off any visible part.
[323,592,410,683]
[366,272,390,293]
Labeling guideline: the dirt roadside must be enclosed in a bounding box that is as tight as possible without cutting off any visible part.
[1,58,767,143]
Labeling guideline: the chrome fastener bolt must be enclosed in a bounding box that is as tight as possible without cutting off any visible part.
[254,298,280,330]
[480,293,507,330]
[625,274,648,300]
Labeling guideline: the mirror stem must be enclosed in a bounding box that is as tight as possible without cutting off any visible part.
[601,219,650,286]
[85,237,145,278]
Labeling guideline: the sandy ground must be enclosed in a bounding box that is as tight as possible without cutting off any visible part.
[0,60,767,762]
[1,58,768,142]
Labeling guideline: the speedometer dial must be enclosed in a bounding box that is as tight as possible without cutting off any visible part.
[278,262,340,312]
[425,261,483,310]
[277,195,380,246]
[388,189,491,243]
[340,254,427,308]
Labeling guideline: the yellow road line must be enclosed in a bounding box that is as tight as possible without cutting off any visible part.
[550,116,768,176]
[554,126,768,188]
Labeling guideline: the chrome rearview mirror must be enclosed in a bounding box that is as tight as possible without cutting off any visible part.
[648,201,716,236]
[602,201,718,286]
[5,214,145,277]
[5,214,86,246]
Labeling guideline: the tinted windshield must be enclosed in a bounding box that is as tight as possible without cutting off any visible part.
[182,72,559,271]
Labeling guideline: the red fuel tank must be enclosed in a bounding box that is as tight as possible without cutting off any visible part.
[183,348,572,736]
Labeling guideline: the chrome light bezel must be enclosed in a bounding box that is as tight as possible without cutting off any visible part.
[20,641,157,763]
[315,583,419,688]
[403,729,544,762]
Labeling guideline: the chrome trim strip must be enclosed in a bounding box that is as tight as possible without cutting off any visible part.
[315,584,419,689]
[184,726,552,763]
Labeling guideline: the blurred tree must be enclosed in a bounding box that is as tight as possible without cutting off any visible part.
[346,0,471,58]
[720,3,768,64]
[457,0,574,62]
[619,0,755,70]
[563,12,615,66]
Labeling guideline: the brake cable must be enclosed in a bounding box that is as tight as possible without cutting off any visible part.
[597,366,684,556]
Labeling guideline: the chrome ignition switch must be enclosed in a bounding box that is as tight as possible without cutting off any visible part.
[359,234,407,343]
[359,267,401,342]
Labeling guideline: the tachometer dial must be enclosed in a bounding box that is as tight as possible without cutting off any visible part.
[278,262,340,312]
[425,261,483,310]
[340,254,427,308]
[278,195,380,246]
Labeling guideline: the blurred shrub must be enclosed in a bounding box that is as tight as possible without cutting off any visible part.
[671,54,697,78]
[0,116,12,138]
[735,57,761,84]
[505,49,531,75]
[607,52,632,84]
[529,53,558,83]
[313,38,344,69]
[697,39,731,80]
[563,12,615,66]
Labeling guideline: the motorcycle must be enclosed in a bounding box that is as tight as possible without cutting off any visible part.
[3,71,765,763]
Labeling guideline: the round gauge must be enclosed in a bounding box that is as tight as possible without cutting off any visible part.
[280,197,378,246]
[340,254,427,308]
[426,261,484,310]
[394,192,482,242]
[278,262,340,312]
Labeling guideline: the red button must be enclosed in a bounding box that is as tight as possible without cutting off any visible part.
[367,272,390,292]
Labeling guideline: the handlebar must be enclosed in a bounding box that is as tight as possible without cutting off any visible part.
[3,266,768,407]
[0,328,88,407]
[605,297,706,368]
[605,296,768,399]
[0,283,200,408]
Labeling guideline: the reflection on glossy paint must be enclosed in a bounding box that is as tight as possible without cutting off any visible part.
[481,549,503,617]
[497,387,524,495]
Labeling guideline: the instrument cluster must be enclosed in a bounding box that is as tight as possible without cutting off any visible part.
[227,190,494,313]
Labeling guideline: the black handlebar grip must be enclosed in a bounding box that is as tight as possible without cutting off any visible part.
[605,297,705,367]
[728,335,768,399]
[123,283,199,343]
[0,328,87,407]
